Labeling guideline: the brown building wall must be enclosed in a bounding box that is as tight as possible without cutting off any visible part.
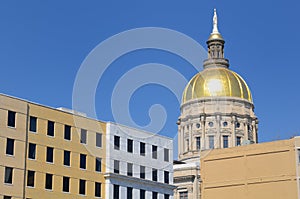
[201,139,299,199]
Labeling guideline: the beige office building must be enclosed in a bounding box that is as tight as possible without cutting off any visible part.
[0,94,106,199]
[201,137,300,199]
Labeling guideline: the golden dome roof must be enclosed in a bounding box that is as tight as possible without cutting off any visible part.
[182,67,252,104]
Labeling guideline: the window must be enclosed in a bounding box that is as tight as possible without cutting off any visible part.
[164,148,169,162]
[80,154,86,169]
[3,196,11,199]
[96,133,102,147]
[153,192,158,199]
[164,194,170,199]
[127,187,133,199]
[236,136,241,146]
[208,121,214,127]
[114,160,120,174]
[95,157,102,172]
[45,173,53,190]
[64,125,71,140]
[4,167,13,184]
[63,176,70,192]
[113,184,119,199]
[47,121,54,136]
[127,139,133,153]
[6,138,14,155]
[114,135,120,150]
[27,170,35,187]
[46,147,54,163]
[127,163,133,176]
[196,137,201,150]
[140,142,145,156]
[164,171,169,184]
[79,179,86,195]
[223,121,228,127]
[95,182,101,197]
[140,189,146,199]
[28,143,36,159]
[236,122,241,128]
[152,145,157,159]
[152,168,157,181]
[29,116,37,132]
[64,150,71,166]
[298,149,300,163]
[209,136,214,149]
[140,165,145,179]
[80,129,87,144]
[7,111,16,127]
[223,135,229,148]
[180,191,188,199]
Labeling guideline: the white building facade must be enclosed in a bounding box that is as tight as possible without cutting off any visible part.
[105,122,175,199]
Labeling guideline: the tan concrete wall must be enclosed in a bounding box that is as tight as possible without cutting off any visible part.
[0,94,106,199]
[0,95,28,198]
[25,102,106,199]
[201,139,298,199]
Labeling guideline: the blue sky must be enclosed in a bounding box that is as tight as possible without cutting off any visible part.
[1,1,300,153]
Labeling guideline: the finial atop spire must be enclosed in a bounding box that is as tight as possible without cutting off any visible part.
[212,8,219,34]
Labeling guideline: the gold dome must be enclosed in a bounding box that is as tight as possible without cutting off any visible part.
[182,67,252,104]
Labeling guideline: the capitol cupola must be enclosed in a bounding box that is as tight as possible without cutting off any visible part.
[177,9,258,161]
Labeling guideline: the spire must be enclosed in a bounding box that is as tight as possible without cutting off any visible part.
[203,9,229,69]
[212,8,219,34]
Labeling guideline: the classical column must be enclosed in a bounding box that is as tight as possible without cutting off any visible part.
[231,115,236,147]
[216,115,221,148]
[189,122,192,151]
[252,120,258,143]
[201,116,205,150]
[243,119,248,141]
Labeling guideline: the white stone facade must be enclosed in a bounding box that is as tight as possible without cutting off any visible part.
[105,122,175,199]
[178,97,258,161]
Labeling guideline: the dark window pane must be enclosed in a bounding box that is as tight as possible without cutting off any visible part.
[113,184,119,199]
[80,154,86,169]
[114,160,120,174]
[164,148,169,162]
[223,135,229,148]
[140,142,145,156]
[127,163,133,176]
[6,138,14,155]
[153,192,158,199]
[180,191,188,199]
[79,179,86,195]
[64,151,70,166]
[28,143,36,159]
[96,133,102,147]
[45,173,53,190]
[46,147,54,163]
[209,136,214,149]
[140,166,145,179]
[29,116,37,132]
[140,189,146,199]
[164,194,170,199]
[152,169,157,181]
[164,171,169,184]
[3,196,12,199]
[64,125,71,140]
[127,139,133,153]
[152,145,157,159]
[196,137,201,150]
[127,187,133,199]
[47,121,54,136]
[95,182,101,197]
[4,167,13,184]
[80,129,87,144]
[95,157,101,172]
[114,136,120,150]
[236,136,241,146]
[63,176,70,192]
[27,170,35,187]
[7,111,16,127]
